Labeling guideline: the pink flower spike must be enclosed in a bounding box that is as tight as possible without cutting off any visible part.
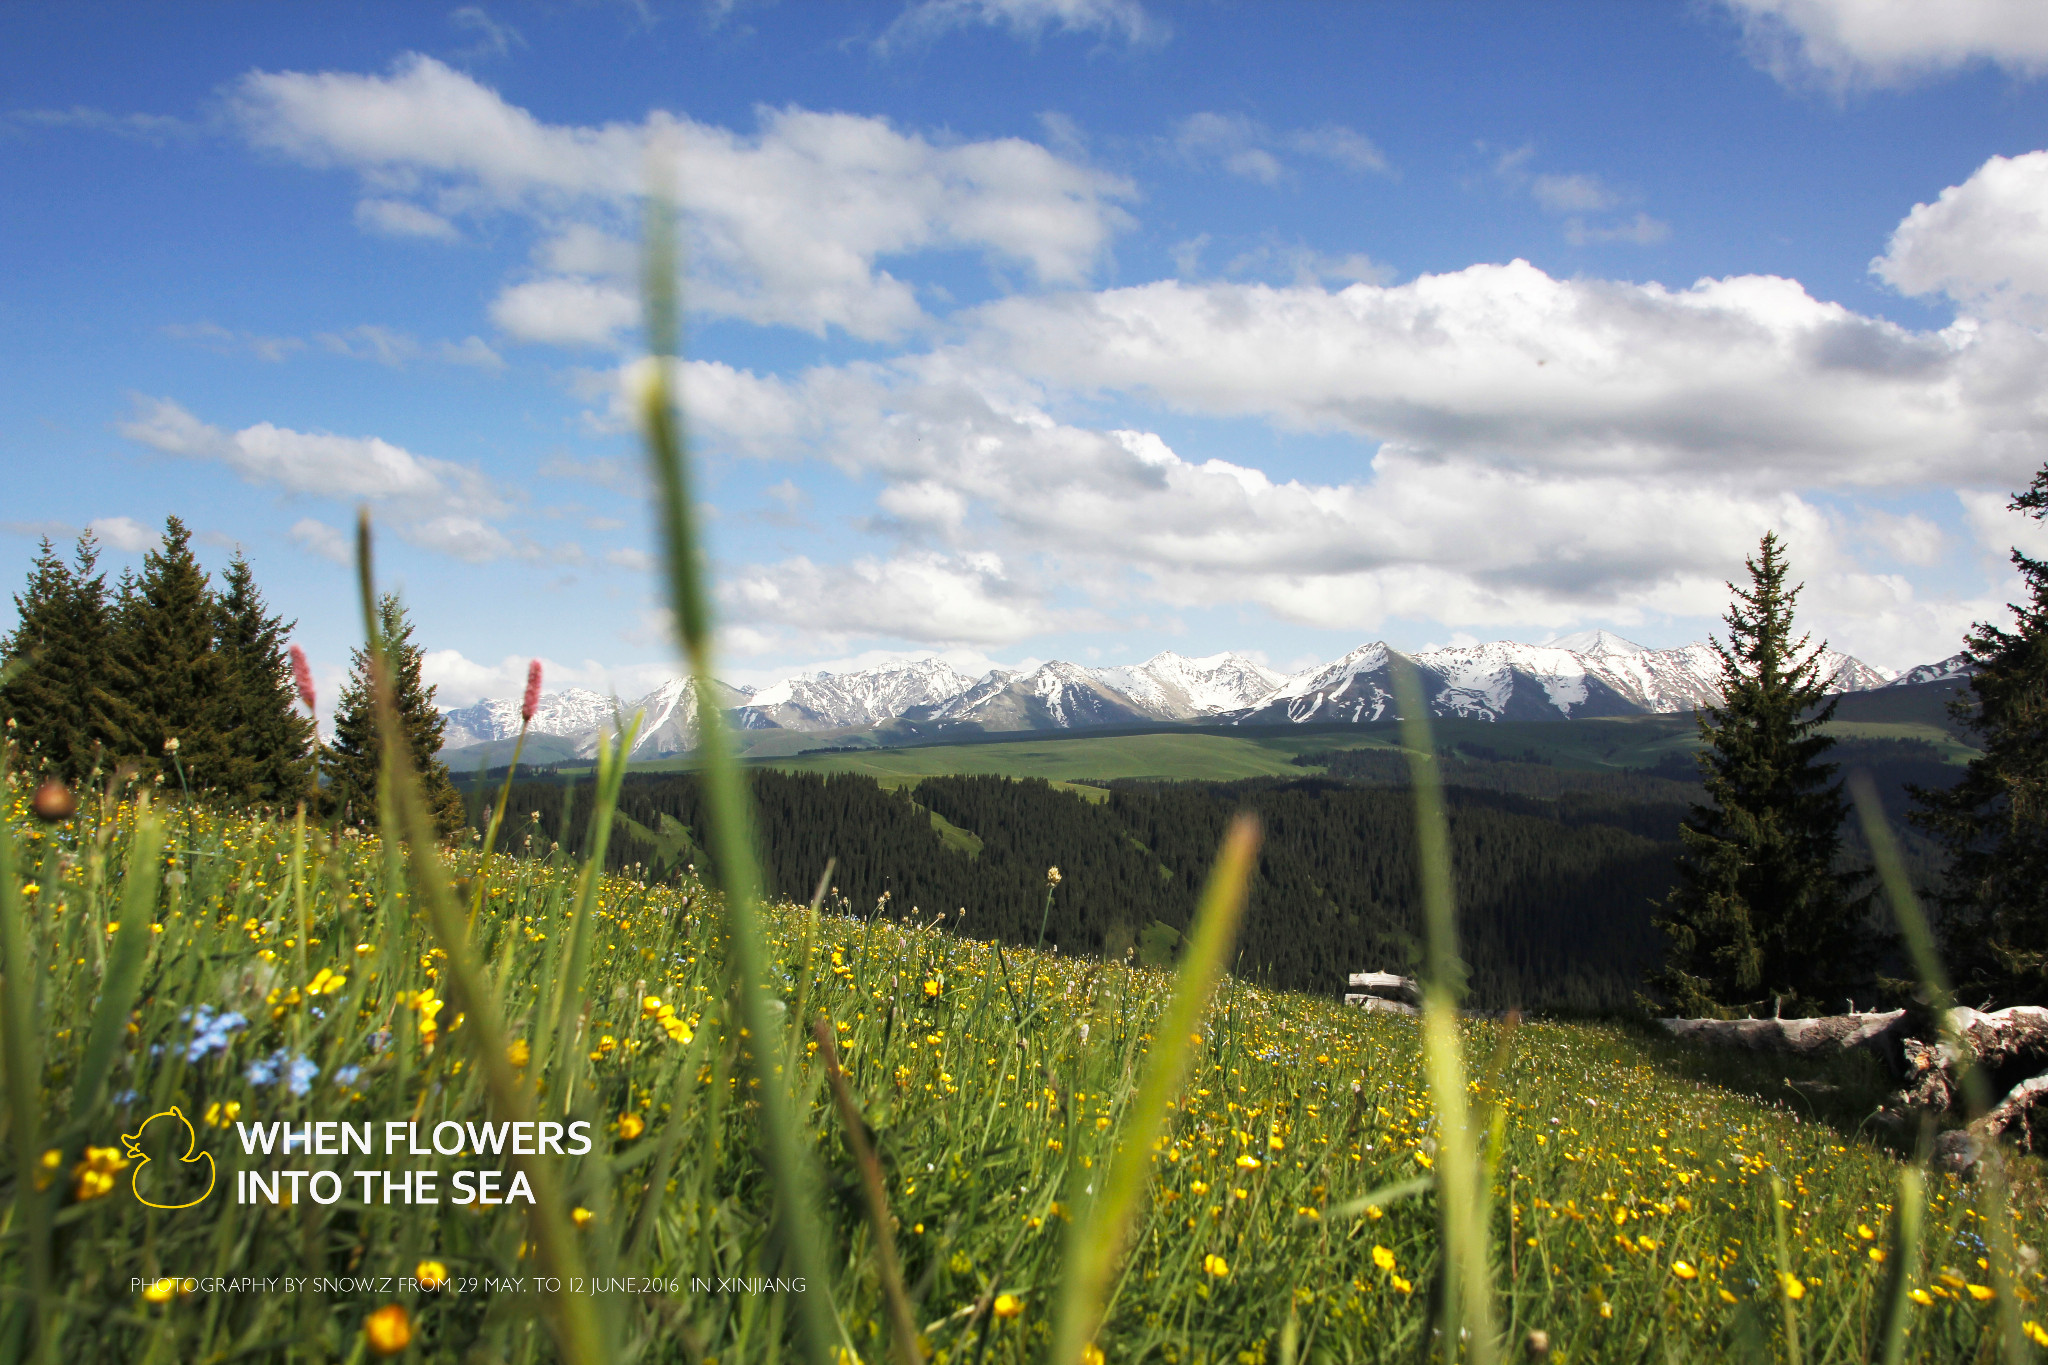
[522,659,543,724]
[289,645,316,714]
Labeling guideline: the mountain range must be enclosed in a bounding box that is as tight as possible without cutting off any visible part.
[438,635,1966,762]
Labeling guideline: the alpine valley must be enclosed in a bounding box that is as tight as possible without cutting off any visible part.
[438,633,1967,767]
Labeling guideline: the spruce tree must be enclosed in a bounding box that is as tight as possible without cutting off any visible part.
[1913,463,2048,1006]
[323,594,464,836]
[117,516,227,789]
[212,553,316,808]
[0,533,125,782]
[1650,533,1873,1017]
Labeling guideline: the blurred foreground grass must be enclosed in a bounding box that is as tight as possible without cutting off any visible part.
[0,785,2044,1362]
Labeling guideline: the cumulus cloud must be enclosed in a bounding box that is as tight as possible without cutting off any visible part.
[121,397,515,562]
[1723,0,2048,90]
[289,518,352,563]
[725,550,1062,645]
[1875,150,2048,321]
[879,0,1165,50]
[230,55,1134,340]
[87,516,157,552]
[965,263,2048,488]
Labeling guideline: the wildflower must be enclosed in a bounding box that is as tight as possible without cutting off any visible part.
[204,1100,242,1127]
[1203,1253,1229,1278]
[1082,1346,1105,1365]
[1968,1283,1996,1301]
[924,979,941,998]
[1391,1275,1413,1295]
[1857,1224,1875,1240]
[365,1304,413,1356]
[507,1039,530,1067]
[1671,1261,1698,1280]
[142,1277,176,1304]
[1296,1206,1321,1220]
[1268,1134,1285,1152]
[522,659,543,723]
[993,1292,1024,1319]
[572,1207,595,1228]
[180,1005,248,1062]
[2026,1322,2048,1348]
[289,645,316,713]
[417,1260,448,1290]
[1046,867,1061,887]
[642,996,666,1018]
[1189,1181,1210,1196]
[618,1113,646,1141]
[163,737,179,755]
[1372,1246,1396,1272]
[1908,1289,1934,1306]
[1235,1154,1261,1170]
[73,1145,129,1200]
[246,1049,319,1097]
[35,1148,61,1190]
[1779,1273,1805,1301]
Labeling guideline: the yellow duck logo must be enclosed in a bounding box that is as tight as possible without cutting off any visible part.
[121,1107,216,1209]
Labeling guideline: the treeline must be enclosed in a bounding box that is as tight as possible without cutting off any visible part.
[1,521,313,801]
[473,769,1682,1013]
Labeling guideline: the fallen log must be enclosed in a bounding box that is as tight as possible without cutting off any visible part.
[1658,1005,2048,1164]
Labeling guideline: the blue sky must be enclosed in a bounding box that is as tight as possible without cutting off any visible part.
[7,0,2048,714]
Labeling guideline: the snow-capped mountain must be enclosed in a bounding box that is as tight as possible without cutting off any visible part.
[439,634,1952,758]
[440,687,617,749]
[924,661,1151,730]
[1886,653,1974,688]
[735,658,975,731]
[1089,651,1285,720]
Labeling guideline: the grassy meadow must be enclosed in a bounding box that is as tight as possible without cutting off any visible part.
[1,778,2045,1363]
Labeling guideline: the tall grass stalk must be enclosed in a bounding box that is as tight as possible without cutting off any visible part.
[1848,775,2026,1365]
[814,1020,923,1365]
[1391,659,1499,1365]
[355,513,609,1365]
[639,180,841,1363]
[1050,811,1260,1365]
[0,746,51,1361]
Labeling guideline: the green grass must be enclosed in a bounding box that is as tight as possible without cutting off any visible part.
[4,790,2046,1362]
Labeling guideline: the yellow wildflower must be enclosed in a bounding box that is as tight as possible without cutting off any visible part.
[417,1260,448,1290]
[993,1292,1024,1319]
[365,1304,413,1356]
[1203,1253,1229,1278]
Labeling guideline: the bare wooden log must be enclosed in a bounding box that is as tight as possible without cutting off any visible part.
[1344,994,1418,1017]
[1347,971,1419,1002]
[1656,1010,1916,1069]
[1974,1074,2048,1150]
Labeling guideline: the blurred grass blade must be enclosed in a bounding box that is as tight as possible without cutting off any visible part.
[1326,1173,1434,1222]
[1873,1163,1923,1365]
[814,1020,922,1365]
[355,511,609,1365]
[0,746,53,1358]
[1050,811,1260,1365]
[1770,1175,1803,1365]
[1392,658,1499,1365]
[641,177,841,1362]
[1849,775,2024,1363]
[68,802,164,1123]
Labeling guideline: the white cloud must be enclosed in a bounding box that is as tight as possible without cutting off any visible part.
[489,277,638,348]
[1532,172,1619,215]
[1174,112,1388,184]
[449,5,526,60]
[967,263,2048,488]
[725,550,1062,645]
[7,106,195,143]
[354,197,460,240]
[1723,0,2048,90]
[1874,150,2048,321]
[230,56,1134,340]
[121,397,516,562]
[87,516,156,552]
[879,0,1165,50]
[289,518,352,563]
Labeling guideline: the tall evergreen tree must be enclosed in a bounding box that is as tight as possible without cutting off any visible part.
[212,553,316,808]
[117,516,227,789]
[323,594,464,836]
[0,533,125,782]
[1913,463,2048,1006]
[1650,533,1874,1017]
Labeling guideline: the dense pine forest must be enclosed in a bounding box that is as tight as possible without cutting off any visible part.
[468,729,1966,1015]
